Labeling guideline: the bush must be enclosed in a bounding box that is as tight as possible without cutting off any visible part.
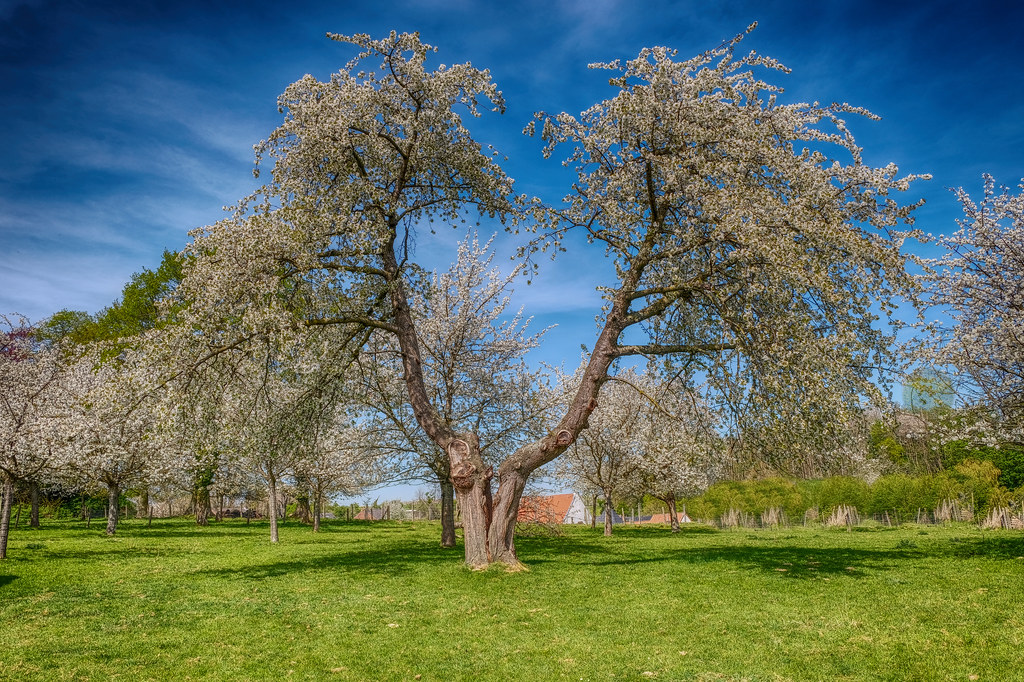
[950,459,1007,517]
[813,476,870,516]
[869,474,950,519]
[687,478,807,521]
[943,441,1024,490]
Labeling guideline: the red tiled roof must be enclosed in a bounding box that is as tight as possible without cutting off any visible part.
[643,512,691,524]
[518,493,576,524]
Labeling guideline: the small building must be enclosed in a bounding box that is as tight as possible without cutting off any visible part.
[354,507,386,520]
[643,510,692,525]
[518,493,591,525]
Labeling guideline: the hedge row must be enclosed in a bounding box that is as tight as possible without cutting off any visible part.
[683,460,1023,522]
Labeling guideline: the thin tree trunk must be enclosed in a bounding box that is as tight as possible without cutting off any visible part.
[603,489,614,536]
[666,493,680,533]
[312,491,321,533]
[439,477,456,548]
[29,481,40,529]
[105,482,120,536]
[0,478,14,559]
[295,494,312,525]
[267,469,279,543]
[591,494,598,530]
[140,487,149,520]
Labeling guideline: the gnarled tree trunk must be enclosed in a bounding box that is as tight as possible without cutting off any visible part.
[448,434,492,568]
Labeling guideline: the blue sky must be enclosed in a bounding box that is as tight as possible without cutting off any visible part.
[2,0,1023,364]
[3,0,1022,501]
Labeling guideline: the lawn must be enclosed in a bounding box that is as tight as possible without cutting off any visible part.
[1,518,1022,681]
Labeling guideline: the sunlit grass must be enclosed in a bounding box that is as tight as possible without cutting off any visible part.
[2,518,1022,680]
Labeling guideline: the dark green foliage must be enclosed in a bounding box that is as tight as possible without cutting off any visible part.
[94,249,183,339]
[868,420,905,464]
[943,440,1024,490]
[38,250,183,347]
[35,309,103,346]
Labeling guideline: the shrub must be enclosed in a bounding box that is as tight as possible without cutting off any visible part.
[814,476,870,516]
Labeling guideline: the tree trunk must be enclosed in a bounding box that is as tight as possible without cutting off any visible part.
[448,434,494,568]
[195,484,212,526]
[29,481,40,529]
[0,478,14,559]
[603,489,614,536]
[267,469,279,543]
[486,468,529,568]
[105,482,120,536]
[439,477,456,548]
[666,493,680,533]
[312,492,321,533]
[591,494,598,530]
[140,487,149,520]
[294,491,312,525]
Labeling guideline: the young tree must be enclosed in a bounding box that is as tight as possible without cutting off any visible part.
[630,376,721,532]
[924,176,1024,444]
[175,29,925,568]
[354,235,551,547]
[557,370,648,536]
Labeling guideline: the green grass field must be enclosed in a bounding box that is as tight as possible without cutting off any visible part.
[1,518,1022,681]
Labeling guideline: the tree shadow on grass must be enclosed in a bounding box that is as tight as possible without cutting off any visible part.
[517,528,929,579]
[106,519,418,540]
[189,539,460,581]
[941,533,1024,559]
[0,575,17,587]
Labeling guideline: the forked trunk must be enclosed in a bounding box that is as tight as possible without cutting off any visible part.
[0,478,14,559]
[105,482,120,536]
[439,477,456,548]
[603,489,614,536]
